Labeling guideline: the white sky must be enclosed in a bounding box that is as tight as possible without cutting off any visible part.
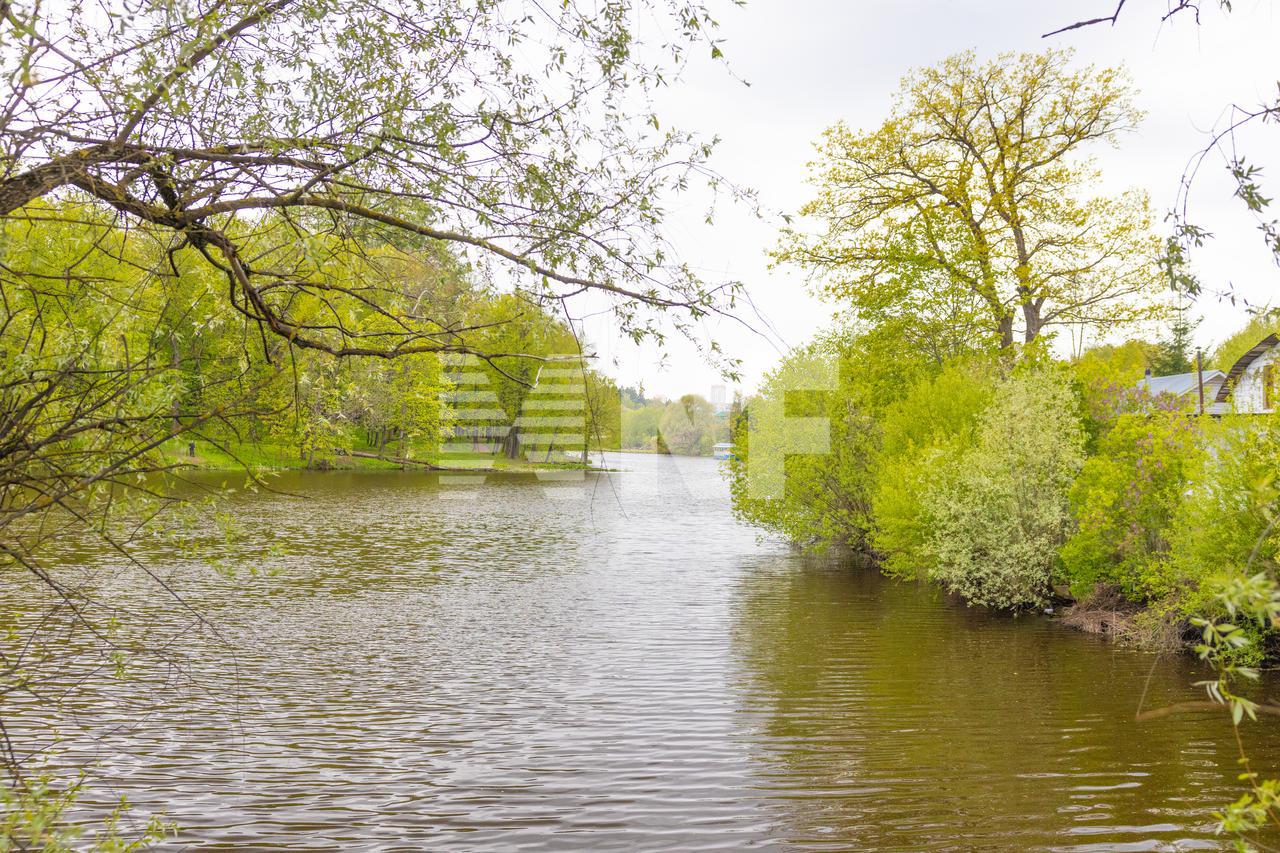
[586,0,1280,400]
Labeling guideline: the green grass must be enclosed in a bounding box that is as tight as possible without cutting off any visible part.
[163,439,606,473]
[163,439,314,470]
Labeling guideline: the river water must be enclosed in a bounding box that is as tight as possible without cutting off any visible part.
[7,453,1280,850]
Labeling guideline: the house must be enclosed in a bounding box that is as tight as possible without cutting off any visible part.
[1134,335,1280,415]
[1137,367,1227,412]
[1213,333,1280,414]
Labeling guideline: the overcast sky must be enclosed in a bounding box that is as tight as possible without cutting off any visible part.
[582,0,1280,400]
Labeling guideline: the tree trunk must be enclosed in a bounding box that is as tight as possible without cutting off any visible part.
[503,425,521,459]
[169,332,181,434]
[1022,302,1042,343]
[998,315,1014,348]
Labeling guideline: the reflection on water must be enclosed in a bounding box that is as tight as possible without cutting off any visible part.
[733,559,1276,850]
[4,453,1279,850]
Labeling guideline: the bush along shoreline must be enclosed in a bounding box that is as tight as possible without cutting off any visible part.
[727,335,1280,666]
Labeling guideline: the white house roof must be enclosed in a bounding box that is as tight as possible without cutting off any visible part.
[1137,370,1226,398]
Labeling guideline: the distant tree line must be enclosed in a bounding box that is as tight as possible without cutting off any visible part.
[619,390,731,456]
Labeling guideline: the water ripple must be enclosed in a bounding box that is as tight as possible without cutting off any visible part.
[3,455,1278,850]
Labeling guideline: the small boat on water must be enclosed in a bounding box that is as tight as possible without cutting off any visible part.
[712,442,734,460]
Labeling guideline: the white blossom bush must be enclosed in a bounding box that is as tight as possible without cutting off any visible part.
[924,366,1086,609]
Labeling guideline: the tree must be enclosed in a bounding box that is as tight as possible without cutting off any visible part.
[1072,339,1163,433]
[1212,312,1280,372]
[621,401,663,451]
[728,325,943,549]
[870,357,994,578]
[1147,304,1198,376]
[0,0,741,366]
[619,385,648,407]
[1073,339,1156,393]
[777,49,1166,348]
[453,293,585,459]
[729,338,876,547]
[583,371,622,453]
[620,393,726,455]
[1060,411,1206,601]
[347,354,449,462]
[657,394,722,455]
[0,0,745,804]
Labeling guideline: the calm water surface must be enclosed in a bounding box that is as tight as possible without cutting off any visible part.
[8,453,1280,850]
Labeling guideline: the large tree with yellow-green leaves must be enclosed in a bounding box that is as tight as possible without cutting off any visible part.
[777,49,1167,348]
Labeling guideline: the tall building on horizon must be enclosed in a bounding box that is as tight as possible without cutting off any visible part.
[710,383,728,412]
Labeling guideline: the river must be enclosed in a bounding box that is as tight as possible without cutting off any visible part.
[7,452,1280,850]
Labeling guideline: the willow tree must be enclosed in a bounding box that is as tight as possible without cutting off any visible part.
[777,49,1166,348]
[0,0,743,355]
[0,0,745,814]
[0,0,746,567]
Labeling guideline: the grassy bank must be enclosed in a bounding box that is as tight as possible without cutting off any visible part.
[163,440,608,474]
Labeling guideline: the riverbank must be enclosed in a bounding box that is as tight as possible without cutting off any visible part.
[1056,585,1188,652]
[163,439,611,474]
[843,548,1216,658]
[615,446,718,458]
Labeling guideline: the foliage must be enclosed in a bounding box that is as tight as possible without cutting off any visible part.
[1147,305,1199,376]
[1163,409,1280,851]
[657,395,725,456]
[870,358,994,578]
[621,394,727,455]
[619,386,648,407]
[1060,412,1206,600]
[1072,340,1163,436]
[1190,571,1280,846]
[729,335,878,548]
[1212,312,1280,373]
[0,775,174,852]
[584,372,623,453]
[727,312,978,549]
[621,403,663,451]
[0,0,745,365]
[1074,340,1157,391]
[437,293,620,461]
[1164,418,1280,617]
[777,49,1166,347]
[0,204,201,577]
[922,367,1086,609]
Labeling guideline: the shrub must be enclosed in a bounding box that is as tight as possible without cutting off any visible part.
[1163,416,1280,617]
[1059,411,1205,601]
[923,367,1086,609]
[729,339,878,548]
[869,358,994,578]
[0,774,174,852]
